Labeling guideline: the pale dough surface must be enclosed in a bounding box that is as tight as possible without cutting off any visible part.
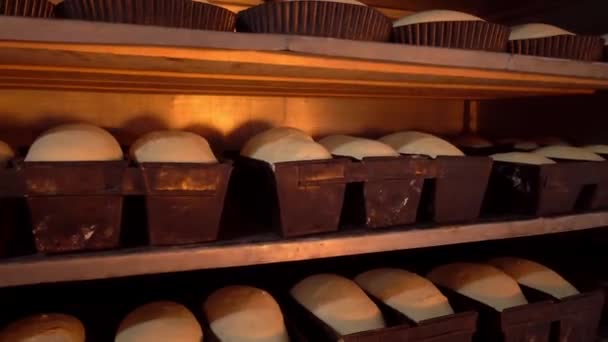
[355,268,454,323]
[509,23,575,41]
[488,258,579,299]
[394,10,483,27]
[291,274,385,335]
[379,131,464,158]
[204,285,290,342]
[319,135,398,160]
[427,263,528,312]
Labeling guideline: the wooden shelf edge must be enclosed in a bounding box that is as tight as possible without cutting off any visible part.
[1,212,607,288]
[0,17,608,98]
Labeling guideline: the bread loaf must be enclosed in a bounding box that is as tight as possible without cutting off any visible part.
[427,263,528,311]
[204,285,290,342]
[26,123,123,162]
[0,313,85,342]
[490,152,556,165]
[130,131,217,163]
[291,274,385,335]
[488,257,579,299]
[241,127,312,157]
[534,145,605,161]
[583,145,608,155]
[241,127,331,166]
[319,135,398,160]
[116,301,203,342]
[355,268,454,323]
[379,131,464,158]
[509,23,575,40]
[394,10,483,27]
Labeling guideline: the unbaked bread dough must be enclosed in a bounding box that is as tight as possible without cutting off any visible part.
[241,127,312,157]
[319,135,399,160]
[490,152,556,165]
[130,131,217,163]
[583,145,608,155]
[379,131,464,158]
[116,301,202,342]
[26,123,123,162]
[488,258,579,299]
[534,145,605,161]
[291,274,385,335]
[242,136,331,166]
[0,140,14,163]
[355,268,454,323]
[204,285,290,342]
[427,263,528,311]
[0,313,85,342]
[394,10,484,27]
[509,23,575,41]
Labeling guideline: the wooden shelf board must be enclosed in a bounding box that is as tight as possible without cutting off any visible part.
[1,17,608,98]
[1,212,607,288]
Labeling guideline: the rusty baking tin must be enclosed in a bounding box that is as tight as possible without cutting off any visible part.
[509,35,604,61]
[136,162,232,246]
[231,157,347,238]
[236,1,392,41]
[484,160,606,217]
[520,286,605,342]
[587,156,608,211]
[21,161,126,254]
[59,0,236,31]
[393,21,509,52]
[1,0,54,17]
[417,156,492,223]
[286,292,477,342]
[340,156,426,229]
[442,288,554,342]
[0,162,32,258]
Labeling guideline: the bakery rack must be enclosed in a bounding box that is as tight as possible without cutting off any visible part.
[0,1,608,292]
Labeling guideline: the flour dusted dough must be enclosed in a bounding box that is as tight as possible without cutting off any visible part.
[394,10,484,27]
[427,263,528,311]
[583,145,608,155]
[26,123,123,162]
[509,23,575,41]
[291,274,385,335]
[116,301,202,342]
[241,127,331,165]
[319,135,399,160]
[130,131,217,163]
[379,131,464,158]
[355,268,454,323]
[534,145,605,161]
[490,152,556,165]
[0,140,14,163]
[0,313,85,342]
[204,285,290,342]
[488,258,579,299]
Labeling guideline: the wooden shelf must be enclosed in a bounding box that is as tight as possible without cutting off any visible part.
[1,17,608,99]
[0,212,607,288]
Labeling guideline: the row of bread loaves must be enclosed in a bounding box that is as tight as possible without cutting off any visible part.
[240,127,466,165]
[0,257,578,341]
[3,123,218,163]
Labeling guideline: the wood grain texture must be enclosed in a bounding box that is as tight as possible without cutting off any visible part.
[0,212,606,287]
